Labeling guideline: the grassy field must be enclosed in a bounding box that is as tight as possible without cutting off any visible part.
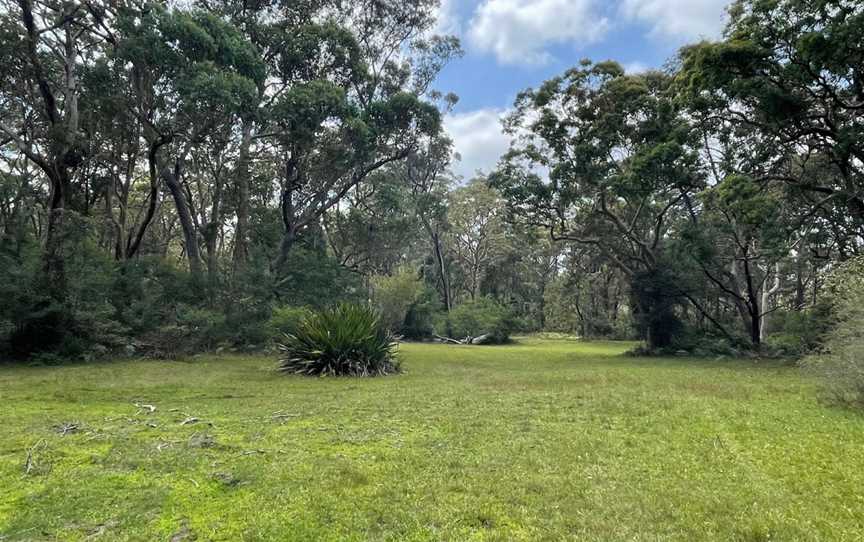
[1,338,863,541]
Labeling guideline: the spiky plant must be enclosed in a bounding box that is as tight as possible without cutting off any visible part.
[277,304,400,377]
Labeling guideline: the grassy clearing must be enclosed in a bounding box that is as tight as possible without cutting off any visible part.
[1,338,863,541]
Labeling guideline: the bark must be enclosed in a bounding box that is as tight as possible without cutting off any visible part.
[161,163,202,277]
[126,140,162,259]
[232,122,253,272]
[204,169,224,287]
[430,229,452,311]
[42,170,69,299]
[759,264,781,343]
[274,227,297,272]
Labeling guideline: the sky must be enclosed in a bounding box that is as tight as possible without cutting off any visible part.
[435,0,733,179]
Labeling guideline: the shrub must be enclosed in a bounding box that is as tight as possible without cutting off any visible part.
[265,306,312,345]
[277,304,400,377]
[138,307,227,359]
[401,287,442,340]
[371,268,424,333]
[805,256,864,408]
[436,297,515,344]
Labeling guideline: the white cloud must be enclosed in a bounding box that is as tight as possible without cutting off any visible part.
[620,0,730,40]
[433,0,461,36]
[623,61,651,74]
[468,0,610,65]
[443,108,513,180]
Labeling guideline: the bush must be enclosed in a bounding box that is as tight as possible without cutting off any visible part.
[764,305,833,358]
[371,268,424,333]
[436,297,515,344]
[266,306,312,345]
[805,256,864,408]
[278,304,400,377]
[137,306,227,359]
[401,287,442,340]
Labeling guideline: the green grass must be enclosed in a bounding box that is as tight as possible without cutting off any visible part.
[1,338,863,541]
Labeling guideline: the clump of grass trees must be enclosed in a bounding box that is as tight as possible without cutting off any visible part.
[277,304,400,377]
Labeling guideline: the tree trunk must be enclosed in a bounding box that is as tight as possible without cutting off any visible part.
[42,170,68,300]
[759,264,781,343]
[161,163,202,277]
[275,227,297,272]
[431,231,452,311]
[749,307,761,346]
[127,141,162,259]
[232,122,253,273]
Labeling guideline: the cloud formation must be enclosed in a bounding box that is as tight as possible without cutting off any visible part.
[468,0,610,65]
[620,0,730,40]
[443,109,513,180]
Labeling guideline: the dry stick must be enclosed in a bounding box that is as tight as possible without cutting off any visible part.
[134,402,156,414]
[433,334,467,345]
[24,439,45,474]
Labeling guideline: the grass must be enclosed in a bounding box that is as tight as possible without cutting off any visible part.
[1,338,863,541]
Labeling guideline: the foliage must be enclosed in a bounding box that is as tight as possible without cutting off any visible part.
[436,297,515,344]
[278,304,400,377]
[371,268,425,333]
[266,306,312,346]
[401,285,442,340]
[806,256,864,407]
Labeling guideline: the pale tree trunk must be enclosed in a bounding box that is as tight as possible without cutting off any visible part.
[759,263,781,343]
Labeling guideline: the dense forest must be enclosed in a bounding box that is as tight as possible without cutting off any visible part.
[0,0,862,369]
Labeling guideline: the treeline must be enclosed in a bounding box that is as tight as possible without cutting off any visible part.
[1,0,862,362]
[493,0,864,354]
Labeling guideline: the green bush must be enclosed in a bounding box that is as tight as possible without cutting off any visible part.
[765,305,833,358]
[805,256,864,408]
[138,307,227,359]
[401,287,442,340]
[278,303,400,377]
[266,306,312,344]
[371,268,424,333]
[436,297,515,344]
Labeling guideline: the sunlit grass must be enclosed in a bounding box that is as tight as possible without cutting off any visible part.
[1,338,862,540]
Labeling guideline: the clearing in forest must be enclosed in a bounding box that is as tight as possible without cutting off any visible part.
[1,338,862,541]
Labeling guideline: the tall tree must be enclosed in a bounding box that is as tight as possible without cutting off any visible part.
[493,62,704,348]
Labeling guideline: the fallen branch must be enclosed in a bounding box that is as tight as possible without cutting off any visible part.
[240,449,267,456]
[434,333,493,345]
[134,403,157,414]
[434,334,467,345]
[24,439,45,474]
[55,422,80,435]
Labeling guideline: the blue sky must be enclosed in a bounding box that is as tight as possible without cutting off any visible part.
[435,0,732,179]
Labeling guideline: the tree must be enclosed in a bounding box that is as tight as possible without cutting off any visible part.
[118,5,264,280]
[493,61,704,349]
[0,0,111,296]
[446,179,508,301]
[678,0,864,248]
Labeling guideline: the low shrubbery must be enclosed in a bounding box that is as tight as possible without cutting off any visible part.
[277,304,400,377]
[265,306,312,345]
[435,297,515,344]
[805,256,864,408]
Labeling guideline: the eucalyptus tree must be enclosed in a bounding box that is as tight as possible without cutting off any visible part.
[200,0,459,275]
[446,179,508,302]
[678,0,864,251]
[0,0,116,295]
[493,62,705,348]
[403,135,455,311]
[117,4,264,279]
